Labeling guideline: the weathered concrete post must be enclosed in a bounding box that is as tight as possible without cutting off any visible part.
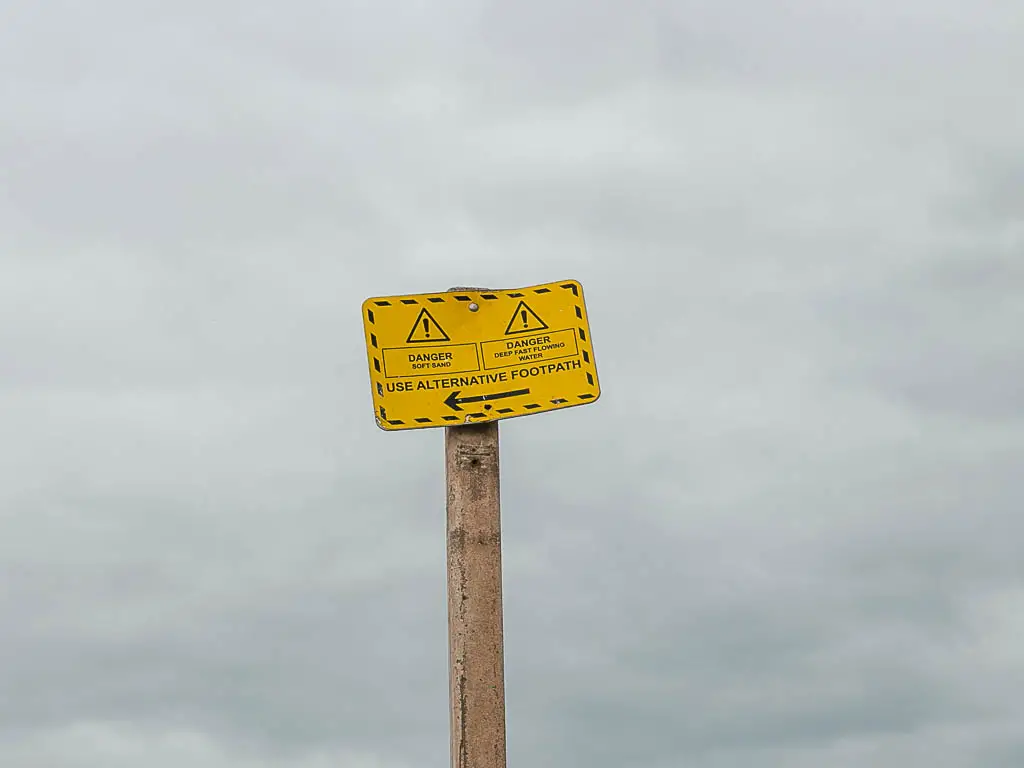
[445,419,507,768]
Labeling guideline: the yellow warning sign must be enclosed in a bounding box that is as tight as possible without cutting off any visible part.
[361,280,600,430]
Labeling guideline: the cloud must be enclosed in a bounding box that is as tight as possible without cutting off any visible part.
[0,723,411,768]
[1,0,1022,766]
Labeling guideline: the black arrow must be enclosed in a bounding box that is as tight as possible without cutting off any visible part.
[444,388,531,412]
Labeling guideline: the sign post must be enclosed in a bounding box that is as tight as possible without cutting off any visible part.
[360,280,600,767]
[446,419,505,768]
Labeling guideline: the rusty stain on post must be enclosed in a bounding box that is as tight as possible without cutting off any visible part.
[446,420,506,768]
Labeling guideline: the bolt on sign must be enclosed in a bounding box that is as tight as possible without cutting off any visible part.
[361,280,600,430]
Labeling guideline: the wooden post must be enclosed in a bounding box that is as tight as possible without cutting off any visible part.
[446,420,507,768]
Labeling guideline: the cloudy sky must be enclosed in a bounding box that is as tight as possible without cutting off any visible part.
[2,1,1023,766]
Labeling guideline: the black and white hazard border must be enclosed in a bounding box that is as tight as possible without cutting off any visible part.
[362,281,601,429]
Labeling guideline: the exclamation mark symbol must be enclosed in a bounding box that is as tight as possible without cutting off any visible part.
[521,310,528,329]
[408,309,450,343]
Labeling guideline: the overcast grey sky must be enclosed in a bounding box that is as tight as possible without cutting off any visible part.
[2,1,1023,766]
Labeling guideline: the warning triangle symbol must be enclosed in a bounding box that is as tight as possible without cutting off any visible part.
[504,301,549,335]
[406,308,451,343]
